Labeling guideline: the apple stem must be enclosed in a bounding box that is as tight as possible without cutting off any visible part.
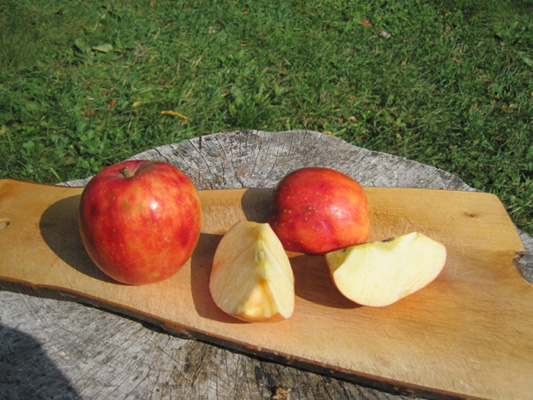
[120,166,134,178]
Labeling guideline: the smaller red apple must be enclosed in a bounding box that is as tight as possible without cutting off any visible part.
[78,160,201,285]
[268,167,370,255]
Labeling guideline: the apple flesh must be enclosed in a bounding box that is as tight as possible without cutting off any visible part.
[268,167,370,255]
[326,232,446,307]
[78,160,201,285]
[210,220,295,322]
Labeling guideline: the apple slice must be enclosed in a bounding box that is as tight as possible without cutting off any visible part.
[326,232,446,307]
[210,220,295,322]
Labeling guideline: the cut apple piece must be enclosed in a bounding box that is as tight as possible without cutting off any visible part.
[326,232,447,307]
[210,220,295,322]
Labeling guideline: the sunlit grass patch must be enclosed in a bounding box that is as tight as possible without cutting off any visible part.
[1,0,531,234]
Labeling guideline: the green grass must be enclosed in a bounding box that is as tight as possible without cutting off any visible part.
[1,0,532,234]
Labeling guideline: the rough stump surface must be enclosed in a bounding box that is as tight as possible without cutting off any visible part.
[2,130,531,400]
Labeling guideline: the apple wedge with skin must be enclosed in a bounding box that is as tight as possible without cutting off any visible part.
[326,232,447,307]
[210,220,295,322]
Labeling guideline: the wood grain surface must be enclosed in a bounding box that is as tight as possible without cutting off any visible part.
[1,176,531,400]
[1,130,532,400]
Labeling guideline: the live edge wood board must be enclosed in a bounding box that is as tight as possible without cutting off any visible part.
[0,178,532,400]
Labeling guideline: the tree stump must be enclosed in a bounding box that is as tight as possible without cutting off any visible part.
[1,130,531,400]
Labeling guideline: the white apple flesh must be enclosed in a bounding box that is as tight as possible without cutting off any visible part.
[326,232,447,307]
[210,220,295,322]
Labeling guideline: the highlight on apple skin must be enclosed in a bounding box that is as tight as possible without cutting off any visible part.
[268,167,370,255]
[209,220,295,322]
[325,232,447,307]
[78,160,202,285]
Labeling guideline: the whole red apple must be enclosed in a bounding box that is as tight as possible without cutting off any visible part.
[268,167,370,255]
[78,160,201,285]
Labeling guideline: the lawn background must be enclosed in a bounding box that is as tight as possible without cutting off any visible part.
[1,0,532,235]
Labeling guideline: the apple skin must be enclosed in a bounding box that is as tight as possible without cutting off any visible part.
[268,167,370,255]
[78,160,201,285]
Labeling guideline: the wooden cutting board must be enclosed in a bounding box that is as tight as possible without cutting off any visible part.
[0,178,531,400]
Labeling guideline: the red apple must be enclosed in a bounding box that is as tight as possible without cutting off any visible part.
[268,167,370,255]
[78,160,201,285]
